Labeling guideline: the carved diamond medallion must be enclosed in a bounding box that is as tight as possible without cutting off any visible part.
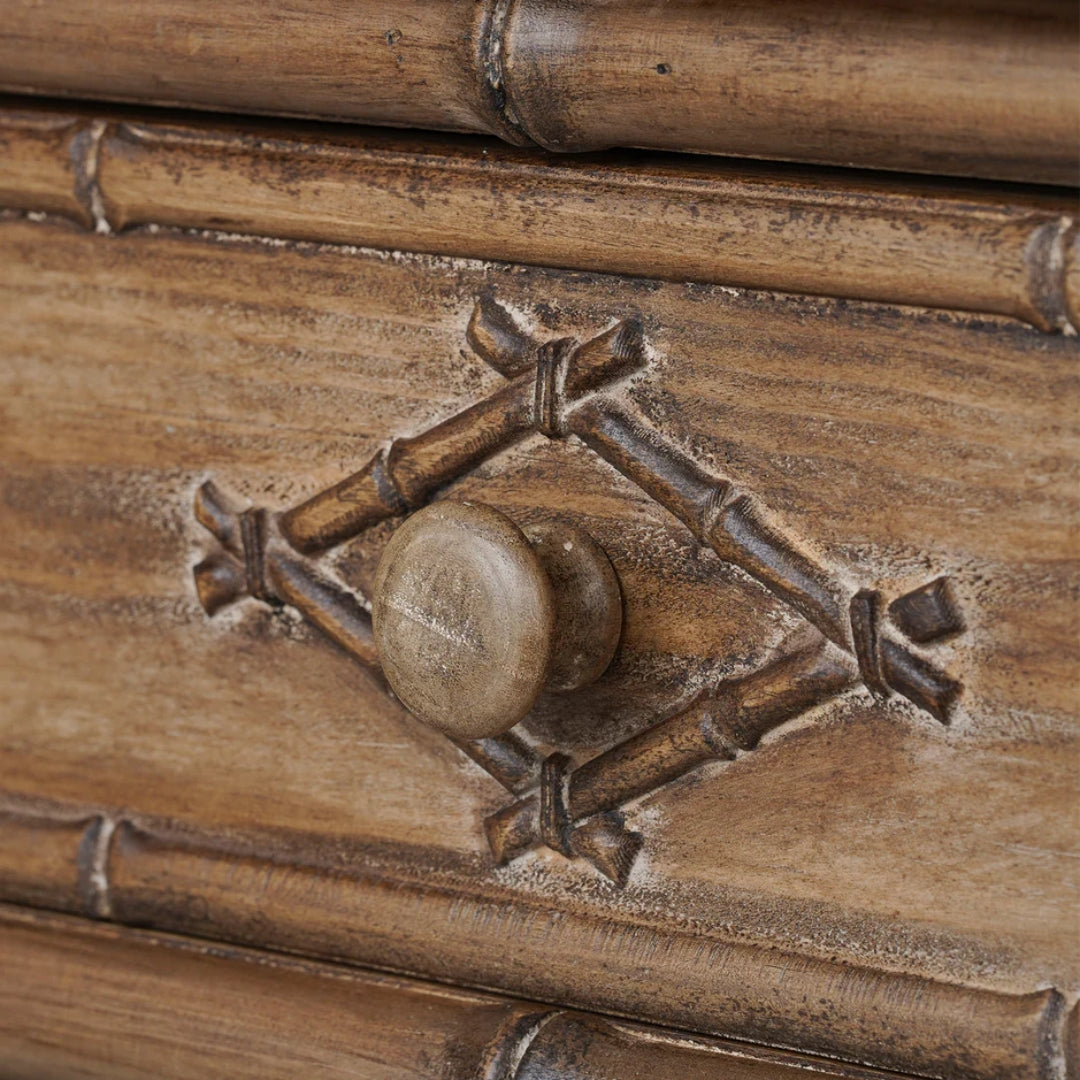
[193,297,964,885]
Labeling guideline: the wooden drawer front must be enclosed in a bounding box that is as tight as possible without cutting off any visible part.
[1,117,1078,1079]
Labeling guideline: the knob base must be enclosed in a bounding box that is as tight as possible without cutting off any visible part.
[525,522,622,694]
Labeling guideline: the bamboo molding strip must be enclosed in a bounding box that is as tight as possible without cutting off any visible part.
[1,904,903,1080]
[0,103,1077,333]
[0,796,1069,1080]
[0,0,1076,184]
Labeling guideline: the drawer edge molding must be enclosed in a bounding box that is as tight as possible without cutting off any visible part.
[0,799,1068,1080]
[0,1,1077,183]
[1,102,1077,333]
[0,901,940,1080]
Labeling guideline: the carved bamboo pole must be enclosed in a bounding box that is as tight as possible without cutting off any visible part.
[568,399,961,723]
[193,295,963,866]
[568,400,851,645]
[264,552,379,671]
[6,0,1076,184]
[485,635,859,879]
[279,299,647,553]
[452,733,542,796]
[279,377,536,553]
[193,480,542,793]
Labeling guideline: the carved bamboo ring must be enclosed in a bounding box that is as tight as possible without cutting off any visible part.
[372,502,622,739]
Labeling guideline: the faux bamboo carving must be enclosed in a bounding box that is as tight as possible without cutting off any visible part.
[279,300,647,552]
[193,297,965,883]
[5,0,1076,184]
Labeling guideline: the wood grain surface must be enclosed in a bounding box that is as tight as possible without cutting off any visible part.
[1,1,1076,183]
[0,206,1076,1078]
[2,903,908,1080]
[2,101,1077,333]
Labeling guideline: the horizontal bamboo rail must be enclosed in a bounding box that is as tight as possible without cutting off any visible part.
[0,1,1076,183]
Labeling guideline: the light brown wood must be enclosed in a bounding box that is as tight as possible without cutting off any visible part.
[0,207,1076,1078]
[0,107,93,228]
[0,801,100,916]
[0,2,1076,183]
[502,0,1080,183]
[0,908,530,1080]
[1,102,1076,332]
[0,903,914,1080]
[3,807,1067,1080]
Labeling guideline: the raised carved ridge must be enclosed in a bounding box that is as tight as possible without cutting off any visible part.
[476,0,532,150]
[0,797,1068,1080]
[7,902,1025,1080]
[2,103,1078,332]
[193,297,966,885]
[1,1,1077,183]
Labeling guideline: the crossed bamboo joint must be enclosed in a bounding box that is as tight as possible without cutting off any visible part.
[193,296,964,885]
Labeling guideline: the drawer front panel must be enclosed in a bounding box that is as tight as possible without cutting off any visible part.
[1,212,1077,1079]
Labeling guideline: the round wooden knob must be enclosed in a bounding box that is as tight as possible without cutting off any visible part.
[372,502,622,740]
